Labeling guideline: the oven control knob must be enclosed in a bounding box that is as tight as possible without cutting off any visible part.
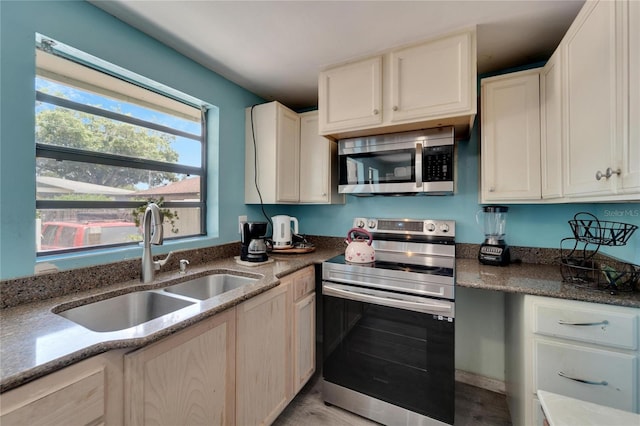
[440,223,450,233]
[367,220,376,229]
[426,223,436,232]
[356,220,366,228]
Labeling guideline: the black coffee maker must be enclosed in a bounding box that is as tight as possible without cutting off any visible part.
[240,222,268,262]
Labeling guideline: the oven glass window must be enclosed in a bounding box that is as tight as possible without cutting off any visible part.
[323,294,455,424]
[339,149,415,185]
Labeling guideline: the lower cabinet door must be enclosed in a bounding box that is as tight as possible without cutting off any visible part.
[534,339,637,412]
[236,284,291,426]
[294,292,316,394]
[125,309,236,426]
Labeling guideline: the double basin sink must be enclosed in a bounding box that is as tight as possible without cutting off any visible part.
[57,273,260,333]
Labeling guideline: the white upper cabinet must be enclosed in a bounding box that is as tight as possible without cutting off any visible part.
[481,69,542,202]
[390,31,474,122]
[245,101,300,204]
[621,0,640,193]
[562,0,619,197]
[540,48,564,199]
[245,104,343,205]
[298,111,344,204]
[318,29,477,139]
[318,57,383,134]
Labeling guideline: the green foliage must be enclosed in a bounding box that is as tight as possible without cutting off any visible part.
[52,193,114,201]
[36,107,179,188]
[131,197,180,234]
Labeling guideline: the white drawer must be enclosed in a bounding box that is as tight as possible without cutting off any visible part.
[534,339,638,412]
[533,300,638,350]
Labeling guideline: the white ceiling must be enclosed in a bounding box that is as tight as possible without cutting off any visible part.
[89,0,585,110]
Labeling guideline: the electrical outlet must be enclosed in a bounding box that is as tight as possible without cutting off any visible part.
[238,215,247,233]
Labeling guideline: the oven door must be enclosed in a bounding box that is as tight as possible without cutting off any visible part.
[322,283,455,425]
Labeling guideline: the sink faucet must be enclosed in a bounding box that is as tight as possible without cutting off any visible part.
[141,203,172,283]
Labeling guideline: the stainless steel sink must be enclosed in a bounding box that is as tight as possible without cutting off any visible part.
[163,273,258,300]
[57,291,195,332]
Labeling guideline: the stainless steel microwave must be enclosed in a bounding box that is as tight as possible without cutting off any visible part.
[337,127,455,196]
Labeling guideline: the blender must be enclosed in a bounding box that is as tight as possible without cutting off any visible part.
[477,205,511,266]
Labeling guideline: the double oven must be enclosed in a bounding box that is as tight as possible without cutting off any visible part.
[322,217,456,425]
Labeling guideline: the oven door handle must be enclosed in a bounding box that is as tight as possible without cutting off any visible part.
[415,143,423,188]
[323,283,453,316]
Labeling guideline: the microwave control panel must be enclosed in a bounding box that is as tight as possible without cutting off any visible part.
[424,145,453,182]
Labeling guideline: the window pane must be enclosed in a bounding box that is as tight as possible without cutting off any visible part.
[37,207,201,252]
[35,92,202,167]
[36,158,200,202]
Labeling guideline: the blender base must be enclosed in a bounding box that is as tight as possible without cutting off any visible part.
[478,244,510,266]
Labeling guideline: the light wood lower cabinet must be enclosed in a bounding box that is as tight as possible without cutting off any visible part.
[0,351,125,426]
[292,267,316,394]
[124,308,236,426]
[236,283,291,426]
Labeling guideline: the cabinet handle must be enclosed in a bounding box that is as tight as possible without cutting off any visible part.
[558,371,608,386]
[558,319,609,326]
[595,168,621,181]
[392,106,399,111]
[372,109,379,115]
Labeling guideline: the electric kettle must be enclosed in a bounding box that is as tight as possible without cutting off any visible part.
[345,227,375,264]
[271,215,299,248]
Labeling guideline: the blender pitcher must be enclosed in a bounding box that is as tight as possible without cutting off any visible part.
[476,205,510,266]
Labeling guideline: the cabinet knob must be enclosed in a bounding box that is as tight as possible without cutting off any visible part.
[392,106,398,111]
[372,109,379,115]
[595,167,621,181]
[489,187,495,193]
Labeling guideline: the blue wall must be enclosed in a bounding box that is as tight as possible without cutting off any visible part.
[1,1,637,280]
[250,115,640,264]
[0,0,263,279]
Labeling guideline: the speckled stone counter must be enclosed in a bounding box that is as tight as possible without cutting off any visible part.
[1,241,638,394]
[0,247,340,393]
[455,258,640,308]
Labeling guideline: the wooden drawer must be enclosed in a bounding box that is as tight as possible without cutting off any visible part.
[533,299,638,350]
[534,339,637,412]
[293,267,315,301]
[1,368,105,426]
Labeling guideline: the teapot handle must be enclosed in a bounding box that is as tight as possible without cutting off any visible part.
[346,228,373,245]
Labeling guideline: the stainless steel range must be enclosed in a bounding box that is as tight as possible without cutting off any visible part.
[322,217,456,426]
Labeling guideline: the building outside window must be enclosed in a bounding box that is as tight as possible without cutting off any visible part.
[35,34,209,254]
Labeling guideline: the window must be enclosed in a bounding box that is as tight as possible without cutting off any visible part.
[35,34,209,255]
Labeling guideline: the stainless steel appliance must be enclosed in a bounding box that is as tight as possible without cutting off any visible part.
[240,221,268,262]
[322,217,456,425]
[477,205,510,266]
[337,127,455,196]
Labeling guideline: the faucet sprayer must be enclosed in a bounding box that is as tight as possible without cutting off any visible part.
[141,203,173,283]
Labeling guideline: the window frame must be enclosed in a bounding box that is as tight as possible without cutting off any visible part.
[35,35,209,256]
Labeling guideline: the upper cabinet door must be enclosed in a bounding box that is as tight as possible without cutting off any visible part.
[481,70,542,202]
[540,49,564,199]
[622,0,640,193]
[318,56,383,133]
[275,105,300,202]
[563,0,619,197]
[390,32,474,123]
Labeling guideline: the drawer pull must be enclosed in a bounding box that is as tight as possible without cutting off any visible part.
[558,371,608,386]
[558,319,609,326]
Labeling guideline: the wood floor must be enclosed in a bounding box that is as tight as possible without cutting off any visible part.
[273,373,512,426]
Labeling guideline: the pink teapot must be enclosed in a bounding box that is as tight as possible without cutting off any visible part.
[344,228,375,264]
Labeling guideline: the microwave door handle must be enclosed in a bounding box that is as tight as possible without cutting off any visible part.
[415,143,423,188]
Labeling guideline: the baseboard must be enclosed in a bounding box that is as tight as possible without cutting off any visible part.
[455,370,506,395]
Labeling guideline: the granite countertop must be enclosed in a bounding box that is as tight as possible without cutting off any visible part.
[1,247,639,394]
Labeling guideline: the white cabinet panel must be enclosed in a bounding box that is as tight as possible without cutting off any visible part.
[390,32,473,122]
[563,0,619,197]
[535,339,637,412]
[481,70,541,201]
[318,56,383,133]
[540,49,563,199]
